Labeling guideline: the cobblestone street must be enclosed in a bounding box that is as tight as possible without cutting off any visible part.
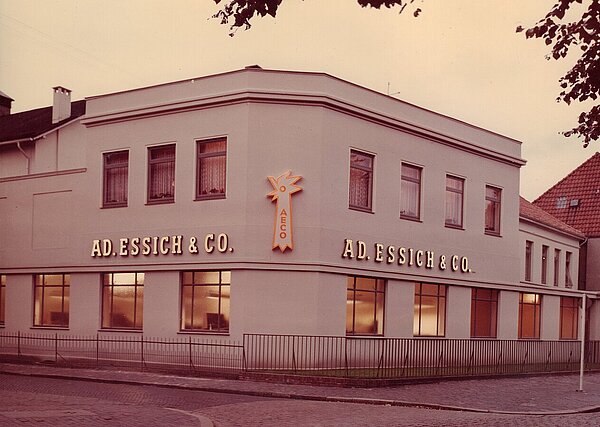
[1,365,600,426]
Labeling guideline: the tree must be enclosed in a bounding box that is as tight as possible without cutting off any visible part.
[213,0,599,146]
[517,0,599,147]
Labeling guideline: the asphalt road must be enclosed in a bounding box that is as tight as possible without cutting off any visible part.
[0,373,599,426]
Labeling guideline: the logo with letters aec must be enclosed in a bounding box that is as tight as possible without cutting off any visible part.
[267,171,303,252]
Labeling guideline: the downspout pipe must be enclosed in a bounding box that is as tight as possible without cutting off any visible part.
[16,140,32,174]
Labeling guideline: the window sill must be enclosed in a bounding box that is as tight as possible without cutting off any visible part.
[345,334,384,338]
[485,231,502,237]
[31,326,69,331]
[470,336,498,340]
[146,199,174,206]
[400,215,421,222]
[518,337,541,340]
[349,205,374,214]
[101,204,128,209]
[177,330,230,336]
[413,336,446,339]
[445,223,464,230]
[195,195,226,201]
[98,328,143,333]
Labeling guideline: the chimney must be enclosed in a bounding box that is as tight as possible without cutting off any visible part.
[52,86,72,123]
[0,90,13,116]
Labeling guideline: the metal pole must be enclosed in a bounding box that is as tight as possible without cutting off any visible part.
[579,294,586,392]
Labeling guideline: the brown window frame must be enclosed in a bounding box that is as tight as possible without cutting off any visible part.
[101,272,144,330]
[518,293,541,339]
[349,150,374,212]
[196,138,227,201]
[181,271,231,333]
[484,185,501,236]
[560,296,579,340]
[102,150,129,208]
[445,175,464,228]
[470,288,498,338]
[541,245,549,285]
[400,163,422,220]
[147,144,176,204]
[346,276,385,336]
[525,240,533,282]
[0,274,6,325]
[413,283,446,337]
[33,274,70,328]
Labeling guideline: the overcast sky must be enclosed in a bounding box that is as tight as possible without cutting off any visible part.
[1,0,597,200]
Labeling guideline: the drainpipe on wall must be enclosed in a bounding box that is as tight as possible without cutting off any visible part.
[16,140,32,174]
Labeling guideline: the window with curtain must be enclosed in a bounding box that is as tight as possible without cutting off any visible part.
[400,163,421,220]
[560,296,578,340]
[518,293,541,339]
[565,251,573,288]
[103,150,129,207]
[197,138,227,200]
[470,288,498,338]
[414,283,446,337]
[181,271,230,332]
[349,150,374,211]
[148,145,175,203]
[485,185,501,235]
[346,276,385,335]
[445,175,464,228]
[554,249,561,286]
[34,274,70,327]
[102,272,144,329]
[541,245,549,285]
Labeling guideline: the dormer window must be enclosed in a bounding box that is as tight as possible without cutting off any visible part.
[556,196,567,209]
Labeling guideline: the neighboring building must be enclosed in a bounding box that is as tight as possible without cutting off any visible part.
[534,152,600,339]
[0,67,591,346]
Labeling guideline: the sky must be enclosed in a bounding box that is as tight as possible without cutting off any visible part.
[0,0,597,200]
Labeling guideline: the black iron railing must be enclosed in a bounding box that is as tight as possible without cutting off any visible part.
[1,331,599,380]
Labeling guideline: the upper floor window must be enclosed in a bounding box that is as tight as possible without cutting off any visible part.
[148,145,175,204]
[565,251,573,288]
[400,163,421,220]
[0,274,6,325]
[181,271,231,333]
[470,288,498,338]
[102,272,144,330]
[103,150,128,208]
[445,175,464,228]
[414,283,446,337]
[197,138,227,200]
[34,274,70,327]
[484,185,501,235]
[349,150,374,212]
[541,245,549,285]
[554,249,561,286]
[525,240,533,282]
[518,293,541,339]
[346,276,385,335]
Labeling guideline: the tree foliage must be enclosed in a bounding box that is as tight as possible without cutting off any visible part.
[213,0,599,146]
[518,0,600,147]
[212,1,420,35]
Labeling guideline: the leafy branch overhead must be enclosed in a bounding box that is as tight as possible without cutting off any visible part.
[213,0,598,147]
[518,0,600,147]
[212,1,421,35]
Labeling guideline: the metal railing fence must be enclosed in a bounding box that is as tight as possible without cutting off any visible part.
[2,332,600,380]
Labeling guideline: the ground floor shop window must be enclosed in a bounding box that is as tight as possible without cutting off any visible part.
[0,274,6,325]
[470,288,498,338]
[181,271,230,332]
[102,272,144,329]
[346,276,385,335]
[518,293,541,339]
[560,297,579,340]
[414,283,446,337]
[34,274,70,327]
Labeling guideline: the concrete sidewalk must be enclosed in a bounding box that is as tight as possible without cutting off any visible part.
[1,363,599,415]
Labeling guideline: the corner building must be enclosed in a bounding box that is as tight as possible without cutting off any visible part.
[0,67,586,342]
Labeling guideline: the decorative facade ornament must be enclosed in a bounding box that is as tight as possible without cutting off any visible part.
[267,170,303,252]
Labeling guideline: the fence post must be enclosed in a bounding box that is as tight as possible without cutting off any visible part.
[140,335,144,371]
[55,333,58,362]
[189,336,193,371]
[17,331,21,357]
[96,334,99,367]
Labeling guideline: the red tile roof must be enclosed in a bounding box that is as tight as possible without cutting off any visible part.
[533,152,600,237]
[520,196,585,239]
[0,100,86,143]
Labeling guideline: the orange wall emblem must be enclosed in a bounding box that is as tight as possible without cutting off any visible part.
[267,171,303,252]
